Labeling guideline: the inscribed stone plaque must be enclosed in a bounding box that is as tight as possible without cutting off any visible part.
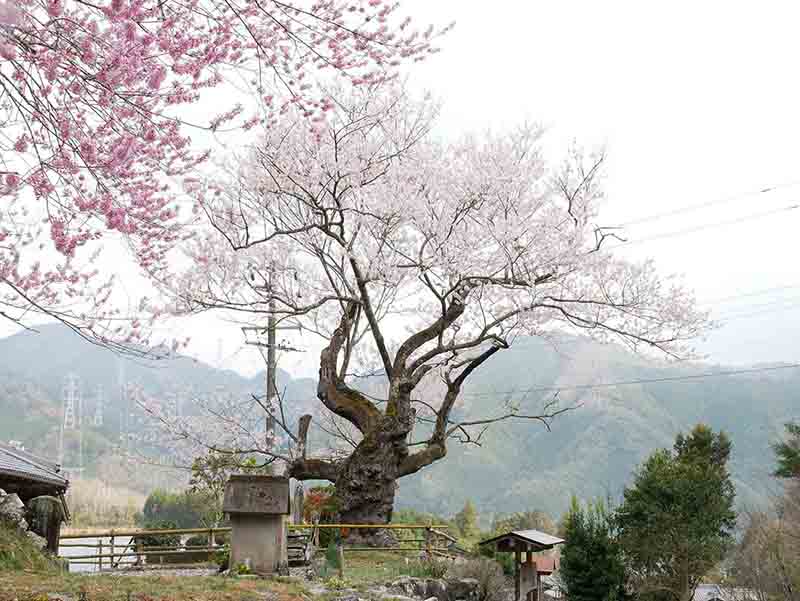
[292,483,304,524]
[222,475,290,515]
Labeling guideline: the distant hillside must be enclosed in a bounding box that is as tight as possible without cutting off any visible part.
[395,336,799,522]
[0,324,316,490]
[0,325,797,521]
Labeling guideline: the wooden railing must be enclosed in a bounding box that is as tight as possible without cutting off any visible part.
[58,526,231,571]
[58,523,457,572]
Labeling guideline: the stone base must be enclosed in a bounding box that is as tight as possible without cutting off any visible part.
[229,514,287,576]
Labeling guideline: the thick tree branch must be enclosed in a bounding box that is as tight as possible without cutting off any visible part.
[289,457,340,482]
[398,344,503,477]
[317,301,382,433]
[348,257,394,379]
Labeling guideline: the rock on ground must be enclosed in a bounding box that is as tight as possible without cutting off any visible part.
[0,493,28,530]
[388,576,480,601]
[26,530,47,549]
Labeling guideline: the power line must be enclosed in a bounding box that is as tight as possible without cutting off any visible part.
[700,283,800,305]
[614,202,800,248]
[458,362,800,398]
[617,180,800,228]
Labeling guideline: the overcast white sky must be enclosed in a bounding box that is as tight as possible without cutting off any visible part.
[4,0,800,378]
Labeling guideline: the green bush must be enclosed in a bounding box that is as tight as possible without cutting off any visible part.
[134,520,181,548]
[138,488,210,528]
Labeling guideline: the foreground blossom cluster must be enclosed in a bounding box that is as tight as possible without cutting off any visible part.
[0,0,444,345]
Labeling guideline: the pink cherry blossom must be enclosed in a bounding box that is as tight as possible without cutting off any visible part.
[0,0,445,350]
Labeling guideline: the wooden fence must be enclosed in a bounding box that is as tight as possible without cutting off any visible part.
[58,523,457,572]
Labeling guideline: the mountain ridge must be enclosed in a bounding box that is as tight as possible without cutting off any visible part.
[0,324,796,521]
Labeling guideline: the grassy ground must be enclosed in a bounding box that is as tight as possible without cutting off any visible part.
[0,520,61,573]
[336,550,415,585]
[1,520,454,601]
[0,572,307,601]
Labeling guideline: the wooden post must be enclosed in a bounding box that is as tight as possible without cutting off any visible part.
[538,566,544,601]
[98,539,103,572]
[336,541,345,579]
[110,535,115,568]
[515,546,521,601]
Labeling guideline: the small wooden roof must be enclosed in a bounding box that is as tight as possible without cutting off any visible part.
[0,442,69,500]
[479,529,565,552]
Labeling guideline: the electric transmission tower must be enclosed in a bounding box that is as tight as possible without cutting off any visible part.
[59,373,84,479]
[118,357,127,449]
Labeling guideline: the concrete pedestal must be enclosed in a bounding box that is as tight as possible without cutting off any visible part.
[223,475,290,576]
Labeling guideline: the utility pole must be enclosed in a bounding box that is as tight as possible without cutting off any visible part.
[242,264,302,469]
[93,384,104,427]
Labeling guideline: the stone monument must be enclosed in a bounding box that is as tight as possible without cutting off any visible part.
[222,475,290,575]
[27,496,65,553]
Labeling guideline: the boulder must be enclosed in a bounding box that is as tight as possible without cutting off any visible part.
[389,576,453,601]
[391,576,418,597]
[26,530,47,549]
[425,580,448,601]
[445,578,480,601]
[0,493,27,529]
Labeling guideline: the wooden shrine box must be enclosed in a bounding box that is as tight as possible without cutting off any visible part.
[479,529,565,601]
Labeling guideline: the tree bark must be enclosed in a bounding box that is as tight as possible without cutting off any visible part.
[335,429,401,525]
[332,399,416,543]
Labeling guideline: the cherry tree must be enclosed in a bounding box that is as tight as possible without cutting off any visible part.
[0,0,444,348]
[158,84,709,527]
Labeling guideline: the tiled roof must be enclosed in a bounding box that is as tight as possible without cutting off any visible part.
[480,528,565,550]
[0,442,68,489]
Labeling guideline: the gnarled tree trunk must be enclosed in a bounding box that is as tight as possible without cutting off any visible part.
[335,427,402,526]
[286,297,499,541]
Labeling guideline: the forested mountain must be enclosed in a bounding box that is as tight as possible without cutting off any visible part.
[396,336,798,522]
[0,325,796,521]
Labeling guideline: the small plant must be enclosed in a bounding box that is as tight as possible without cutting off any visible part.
[212,543,230,569]
[325,575,353,590]
[236,561,252,575]
[400,555,450,579]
